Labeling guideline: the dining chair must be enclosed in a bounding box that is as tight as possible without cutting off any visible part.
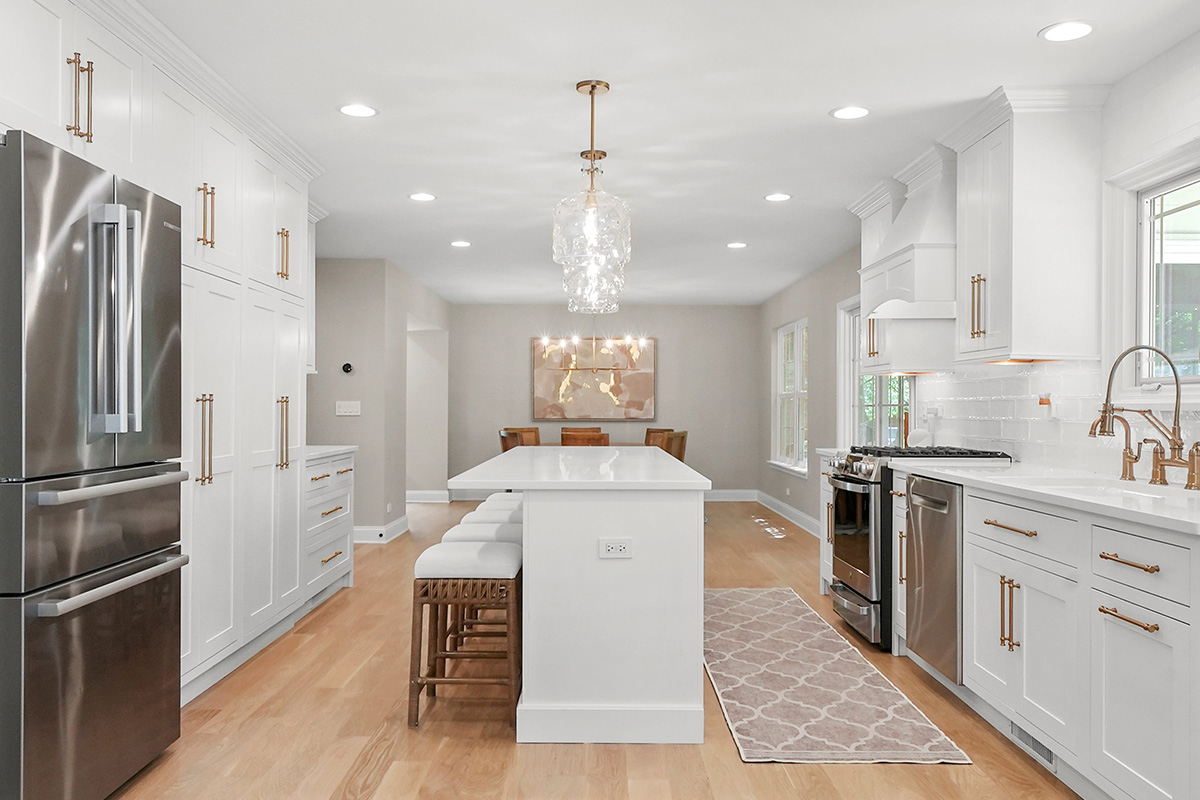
[561,431,609,446]
[499,430,521,452]
[560,426,600,444]
[504,427,541,446]
[662,431,687,461]
[644,428,674,447]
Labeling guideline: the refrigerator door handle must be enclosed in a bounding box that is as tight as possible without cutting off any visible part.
[37,470,188,506]
[95,202,130,433]
[123,207,143,432]
[36,554,189,617]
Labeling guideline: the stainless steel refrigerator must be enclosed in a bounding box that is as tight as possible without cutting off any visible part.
[0,131,187,800]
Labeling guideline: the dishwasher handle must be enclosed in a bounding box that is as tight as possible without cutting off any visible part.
[910,493,951,513]
[36,554,190,617]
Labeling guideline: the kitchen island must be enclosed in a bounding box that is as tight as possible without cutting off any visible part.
[448,446,711,743]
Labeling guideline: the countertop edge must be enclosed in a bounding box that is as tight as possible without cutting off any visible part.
[305,445,359,460]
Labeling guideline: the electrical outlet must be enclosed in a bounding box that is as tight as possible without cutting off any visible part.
[335,400,361,416]
[785,487,790,496]
[598,538,633,559]
[387,503,393,513]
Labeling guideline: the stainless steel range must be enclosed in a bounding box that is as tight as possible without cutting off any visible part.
[827,446,1010,650]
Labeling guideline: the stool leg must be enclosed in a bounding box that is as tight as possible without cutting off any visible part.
[426,598,440,698]
[408,584,425,728]
[435,603,449,682]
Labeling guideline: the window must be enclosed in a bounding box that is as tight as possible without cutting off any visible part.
[845,304,914,446]
[1139,171,1200,382]
[772,319,808,471]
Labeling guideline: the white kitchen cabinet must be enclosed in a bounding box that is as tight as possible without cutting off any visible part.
[240,287,305,638]
[0,0,74,147]
[945,87,1106,363]
[303,451,355,594]
[243,143,307,300]
[963,539,1085,757]
[305,216,319,373]
[1090,588,1191,800]
[818,456,833,595]
[890,470,908,649]
[68,9,143,178]
[861,315,955,376]
[179,266,242,677]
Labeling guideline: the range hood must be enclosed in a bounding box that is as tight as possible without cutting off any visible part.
[853,145,957,319]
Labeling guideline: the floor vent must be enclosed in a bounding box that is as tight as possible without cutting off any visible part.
[1011,722,1057,772]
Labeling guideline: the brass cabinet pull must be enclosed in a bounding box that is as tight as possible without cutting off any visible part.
[284,397,290,468]
[970,275,977,338]
[889,490,906,498]
[195,395,207,484]
[284,229,291,279]
[311,473,331,482]
[66,53,94,141]
[321,550,344,565]
[1098,551,1161,574]
[277,229,288,278]
[67,53,81,136]
[207,395,214,484]
[83,56,94,142]
[820,471,833,477]
[337,467,354,475]
[999,574,1007,647]
[277,397,285,469]
[976,274,987,336]
[898,531,906,584]
[1098,605,1160,633]
[826,502,834,544]
[1006,578,1021,651]
[321,505,344,517]
[197,184,211,245]
[984,518,1037,537]
[209,186,217,248]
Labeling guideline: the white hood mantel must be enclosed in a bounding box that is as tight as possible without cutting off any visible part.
[851,145,957,319]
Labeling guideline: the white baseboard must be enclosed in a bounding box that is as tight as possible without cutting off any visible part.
[406,490,450,503]
[355,515,408,544]
[704,489,759,501]
[755,492,820,538]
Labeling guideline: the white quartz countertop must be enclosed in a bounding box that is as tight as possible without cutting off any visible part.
[448,446,712,491]
[305,445,358,460]
[896,461,1200,536]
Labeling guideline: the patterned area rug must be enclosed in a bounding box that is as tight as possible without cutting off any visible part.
[704,587,971,764]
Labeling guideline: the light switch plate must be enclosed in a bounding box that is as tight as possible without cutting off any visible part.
[335,400,361,416]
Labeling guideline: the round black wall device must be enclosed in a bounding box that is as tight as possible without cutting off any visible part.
[342,362,353,374]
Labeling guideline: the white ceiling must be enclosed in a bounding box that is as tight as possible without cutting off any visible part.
[140,0,1200,305]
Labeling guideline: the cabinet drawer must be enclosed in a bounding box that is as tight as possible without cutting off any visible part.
[1093,526,1190,608]
[966,495,1079,567]
[305,530,351,589]
[305,455,354,491]
[889,474,908,511]
[305,486,351,534]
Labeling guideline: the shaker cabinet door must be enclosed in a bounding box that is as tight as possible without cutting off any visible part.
[0,0,74,146]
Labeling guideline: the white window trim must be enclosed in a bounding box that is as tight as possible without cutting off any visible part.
[835,296,861,449]
[1105,137,1200,411]
[769,318,808,475]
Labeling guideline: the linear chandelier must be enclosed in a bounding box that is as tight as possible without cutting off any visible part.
[552,80,631,314]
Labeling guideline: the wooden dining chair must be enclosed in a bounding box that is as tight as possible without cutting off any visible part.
[644,428,674,448]
[561,431,609,446]
[504,427,541,445]
[662,431,687,461]
[499,430,521,452]
[560,426,600,444]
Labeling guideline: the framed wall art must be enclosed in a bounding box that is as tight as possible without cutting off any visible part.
[532,337,656,420]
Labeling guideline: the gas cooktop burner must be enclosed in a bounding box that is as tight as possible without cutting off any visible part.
[850,445,1011,459]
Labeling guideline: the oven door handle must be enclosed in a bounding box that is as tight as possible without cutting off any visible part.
[831,588,870,615]
[36,554,190,618]
[828,476,872,494]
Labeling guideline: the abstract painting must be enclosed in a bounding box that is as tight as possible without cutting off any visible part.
[532,337,656,420]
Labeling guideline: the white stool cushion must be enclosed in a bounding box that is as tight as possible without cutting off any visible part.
[461,507,522,525]
[486,492,523,502]
[480,496,522,509]
[414,542,522,579]
[442,523,523,545]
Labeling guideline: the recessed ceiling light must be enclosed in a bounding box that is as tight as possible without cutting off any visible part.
[830,106,870,120]
[727,242,747,249]
[1038,21,1092,42]
[450,240,470,248]
[409,192,436,202]
[765,193,791,202]
[339,103,376,118]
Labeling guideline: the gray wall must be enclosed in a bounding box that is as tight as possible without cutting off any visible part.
[308,258,449,527]
[448,303,763,491]
[406,329,449,493]
[759,246,861,525]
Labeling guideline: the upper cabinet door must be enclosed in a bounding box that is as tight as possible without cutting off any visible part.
[148,68,201,265]
[242,144,279,290]
[69,11,143,179]
[0,0,74,146]
[198,111,242,279]
[275,171,306,300]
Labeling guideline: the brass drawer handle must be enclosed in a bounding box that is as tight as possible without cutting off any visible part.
[321,505,344,517]
[898,531,906,584]
[826,502,834,544]
[1099,552,1160,574]
[821,471,832,477]
[984,518,1037,537]
[337,468,354,475]
[1099,605,1160,633]
[889,490,906,498]
[310,473,331,482]
[321,550,344,565]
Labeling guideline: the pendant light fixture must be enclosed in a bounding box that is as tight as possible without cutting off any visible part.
[552,80,631,314]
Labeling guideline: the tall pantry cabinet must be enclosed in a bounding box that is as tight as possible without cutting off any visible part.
[0,0,327,692]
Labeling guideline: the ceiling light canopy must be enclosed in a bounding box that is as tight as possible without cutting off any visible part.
[765,193,791,202]
[1039,21,1092,42]
[552,80,631,315]
[409,192,436,202]
[727,242,747,249]
[830,106,870,120]
[339,103,377,117]
[450,240,470,248]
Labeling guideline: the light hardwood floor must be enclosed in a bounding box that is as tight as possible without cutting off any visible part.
[112,501,1080,800]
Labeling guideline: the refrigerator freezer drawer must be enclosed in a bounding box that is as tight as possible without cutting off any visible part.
[0,546,184,800]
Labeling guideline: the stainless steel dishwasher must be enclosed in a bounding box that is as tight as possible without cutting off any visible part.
[905,475,963,684]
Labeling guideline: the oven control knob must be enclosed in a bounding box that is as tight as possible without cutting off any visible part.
[854,462,870,476]
[831,459,845,472]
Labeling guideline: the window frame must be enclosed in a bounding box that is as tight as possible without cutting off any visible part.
[769,318,808,475]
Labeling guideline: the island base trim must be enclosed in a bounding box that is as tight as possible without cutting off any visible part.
[516,702,704,744]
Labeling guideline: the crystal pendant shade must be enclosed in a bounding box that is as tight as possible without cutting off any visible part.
[553,168,631,314]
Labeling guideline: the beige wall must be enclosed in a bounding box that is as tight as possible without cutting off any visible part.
[308,258,450,527]
[759,246,861,525]
[447,304,763,491]
[406,329,449,493]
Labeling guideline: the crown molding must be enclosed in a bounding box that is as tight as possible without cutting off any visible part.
[76,0,325,183]
[940,85,1111,153]
[894,143,955,194]
[848,178,906,219]
[308,200,329,224]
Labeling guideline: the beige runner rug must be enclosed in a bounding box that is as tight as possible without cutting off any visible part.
[704,587,971,764]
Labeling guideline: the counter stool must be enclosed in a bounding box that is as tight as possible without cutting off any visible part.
[460,507,522,525]
[441,522,523,545]
[478,497,522,511]
[408,541,523,728]
[485,491,523,503]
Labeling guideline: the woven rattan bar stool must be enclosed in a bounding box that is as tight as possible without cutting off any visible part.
[441,522,523,545]
[408,542,523,728]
